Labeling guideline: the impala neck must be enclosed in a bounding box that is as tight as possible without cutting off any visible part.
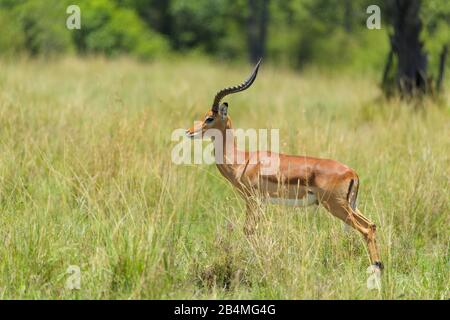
[213,118,239,173]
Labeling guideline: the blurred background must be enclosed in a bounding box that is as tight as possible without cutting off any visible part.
[0,1,449,299]
[0,0,449,90]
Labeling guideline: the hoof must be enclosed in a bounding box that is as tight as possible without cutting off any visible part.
[374,261,384,270]
[366,263,382,290]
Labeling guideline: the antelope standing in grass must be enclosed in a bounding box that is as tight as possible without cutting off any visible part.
[185,59,383,280]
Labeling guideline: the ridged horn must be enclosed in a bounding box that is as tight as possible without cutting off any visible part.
[211,58,262,112]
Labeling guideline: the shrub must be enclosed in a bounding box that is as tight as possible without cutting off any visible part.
[13,0,74,56]
[0,9,26,56]
[74,0,169,59]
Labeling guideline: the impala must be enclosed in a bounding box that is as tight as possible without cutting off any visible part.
[185,59,383,276]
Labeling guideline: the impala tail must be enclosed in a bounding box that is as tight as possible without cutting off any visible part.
[347,177,359,211]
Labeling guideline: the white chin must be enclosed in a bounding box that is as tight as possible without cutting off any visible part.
[186,132,202,139]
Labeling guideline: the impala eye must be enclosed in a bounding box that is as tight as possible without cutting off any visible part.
[205,117,214,123]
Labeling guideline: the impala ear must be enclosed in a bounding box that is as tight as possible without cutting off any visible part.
[219,102,228,119]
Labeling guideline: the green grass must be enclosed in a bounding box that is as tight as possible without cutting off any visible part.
[0,57,448,299]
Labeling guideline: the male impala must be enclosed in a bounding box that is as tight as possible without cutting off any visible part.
[185,59,383,276]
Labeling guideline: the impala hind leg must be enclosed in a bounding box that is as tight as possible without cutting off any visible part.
[321,199,383,269]
[354,208,383,270]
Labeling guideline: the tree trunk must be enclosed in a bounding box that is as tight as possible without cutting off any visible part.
[247,0,270,63]
[436,45,448,93]
[343,0,353,33]
[390,0,428,96]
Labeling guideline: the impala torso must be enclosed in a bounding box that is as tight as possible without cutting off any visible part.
[214,127,358,209]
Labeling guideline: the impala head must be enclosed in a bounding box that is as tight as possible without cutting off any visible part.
[185,59,262,139]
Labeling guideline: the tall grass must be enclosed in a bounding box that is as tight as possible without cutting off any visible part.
[0,57,448,299]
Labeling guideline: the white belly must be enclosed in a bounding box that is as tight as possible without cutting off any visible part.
[267,193,318,207]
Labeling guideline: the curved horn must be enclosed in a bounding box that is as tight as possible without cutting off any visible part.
[211,58,262,112]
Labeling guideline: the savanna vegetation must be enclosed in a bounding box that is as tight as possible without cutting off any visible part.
[0,57,448,299]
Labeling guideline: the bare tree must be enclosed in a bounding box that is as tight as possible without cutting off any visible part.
[247,0,270,63]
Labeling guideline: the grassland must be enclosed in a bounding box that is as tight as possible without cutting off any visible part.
[0,57,448,299]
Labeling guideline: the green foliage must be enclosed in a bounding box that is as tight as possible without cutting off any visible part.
[168,0,247,58]
[74,0,169,59]
[0,0,169,59]
[1,0,74,56]
[0,10,25,56]
[267,0,390,71]
[0,0,448,72]
[421,0,450,76]
[0,58,448,298]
